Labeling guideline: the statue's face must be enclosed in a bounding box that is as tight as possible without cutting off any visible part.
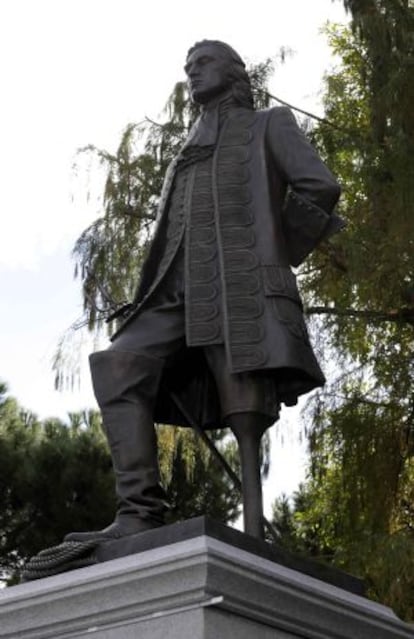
[185,44,231,104]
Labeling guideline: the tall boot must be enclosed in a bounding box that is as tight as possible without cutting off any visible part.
[65,350,168,542]
[227,412,272,540]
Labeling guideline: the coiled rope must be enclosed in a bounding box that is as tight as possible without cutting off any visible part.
[21,540,99,582]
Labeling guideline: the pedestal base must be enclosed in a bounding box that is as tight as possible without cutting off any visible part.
[1,518,412,638]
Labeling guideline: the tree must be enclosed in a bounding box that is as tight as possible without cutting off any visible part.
[272,480,414,620]
[280,2,414,618]
[0,384,115,584]
[158,426,242,524]
[0,382,245,584]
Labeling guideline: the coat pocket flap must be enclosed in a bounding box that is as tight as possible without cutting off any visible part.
[262,265,302,304]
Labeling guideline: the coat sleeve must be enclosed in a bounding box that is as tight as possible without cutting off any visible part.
[266,106,344,266]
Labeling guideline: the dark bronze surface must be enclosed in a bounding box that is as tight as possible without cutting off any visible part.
[55,41,343,556]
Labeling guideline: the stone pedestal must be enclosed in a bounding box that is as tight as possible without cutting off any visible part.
[0,518,413,638]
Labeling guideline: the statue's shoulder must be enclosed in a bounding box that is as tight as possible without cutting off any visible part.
[255,105,290,115]
[254,105,295,127]
[263,106,301,140]
[229,107,297,136]
[265,105,296,121]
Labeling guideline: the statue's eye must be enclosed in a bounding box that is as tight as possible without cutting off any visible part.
[184,54,214,74]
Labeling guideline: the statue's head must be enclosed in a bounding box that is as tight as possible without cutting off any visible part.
[185,40,254,109]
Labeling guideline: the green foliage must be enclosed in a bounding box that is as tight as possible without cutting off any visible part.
[72,123,168,332]
[0,383,247,584]
[306,22,414,334]
[158,426,241,523]
[289,4,414,619]
[272,482,414,620]
[271,487,337,559]
[0,386,115,584]
[343,0,414,150]
[304,16,414,498]
[158,425,269,524]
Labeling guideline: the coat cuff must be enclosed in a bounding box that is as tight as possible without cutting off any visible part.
[282,191,345,267]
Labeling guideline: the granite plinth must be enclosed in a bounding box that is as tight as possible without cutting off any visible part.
[1,519,413,638]
[95,516,364,596]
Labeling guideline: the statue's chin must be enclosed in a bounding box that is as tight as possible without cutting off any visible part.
[191,85,229,105]
[191,89,212,105]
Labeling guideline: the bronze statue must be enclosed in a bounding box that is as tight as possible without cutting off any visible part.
[66,40,342,543]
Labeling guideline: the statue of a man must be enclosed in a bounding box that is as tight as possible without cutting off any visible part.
[66,40,342,543]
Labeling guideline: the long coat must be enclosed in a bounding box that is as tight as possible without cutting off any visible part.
[112,106,342,428]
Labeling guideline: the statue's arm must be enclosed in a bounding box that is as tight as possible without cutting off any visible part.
[267,106,340,210]
[266,107,344,266]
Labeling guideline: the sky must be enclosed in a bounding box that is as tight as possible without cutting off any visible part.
[0,0,348,509]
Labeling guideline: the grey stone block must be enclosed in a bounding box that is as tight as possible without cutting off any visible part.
[1,533,413,638]
[95,516,365,596]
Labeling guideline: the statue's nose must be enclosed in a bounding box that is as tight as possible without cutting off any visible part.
[188,68,200,80]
